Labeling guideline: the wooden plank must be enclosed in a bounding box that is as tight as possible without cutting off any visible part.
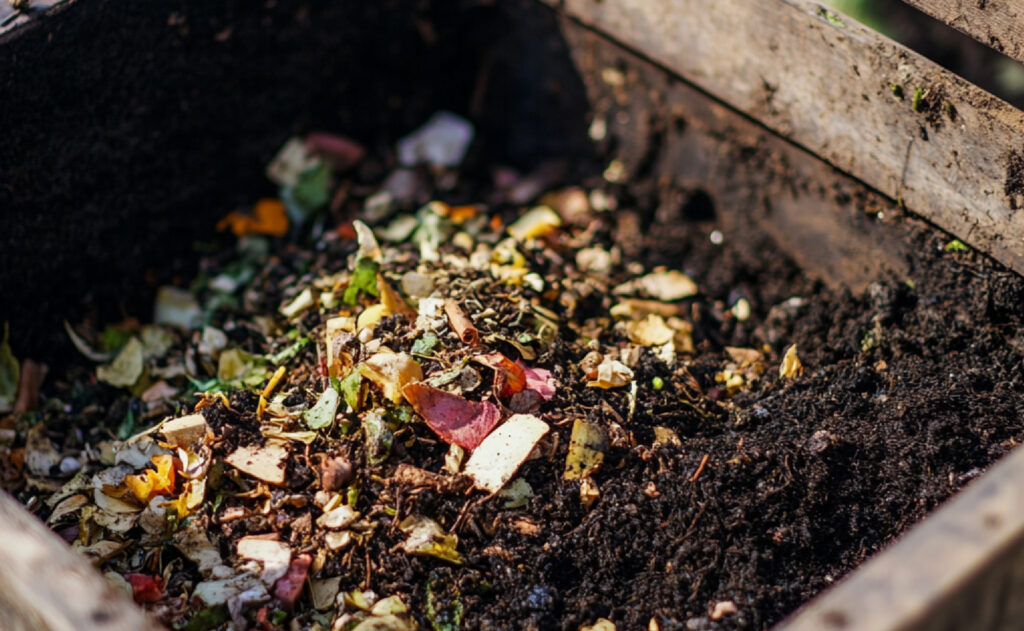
[902,0,1024,64]
[778,442,1024,631]
[556,14,912,291]
[0,491,160,631]
[0,0,72,42]
[552,0,1024,278]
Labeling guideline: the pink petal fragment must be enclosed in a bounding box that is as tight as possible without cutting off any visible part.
[402,383,502,449]
[518,361,557,400]
[305,132,366,171]
[273,553,311,610]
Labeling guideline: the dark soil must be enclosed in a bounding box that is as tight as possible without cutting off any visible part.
[7,4,1024,629]
[454,219,1024,630]
[19,172,1024,630]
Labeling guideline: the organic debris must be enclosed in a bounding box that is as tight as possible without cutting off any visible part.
[7,107,996,631]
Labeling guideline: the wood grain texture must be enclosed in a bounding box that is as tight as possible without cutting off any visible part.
[779,443,1024,631]
[0,491,160,631]
[0,0,72,42]
[902,0,1024,63]
[554,0,1024,277]
[558,14,912,290]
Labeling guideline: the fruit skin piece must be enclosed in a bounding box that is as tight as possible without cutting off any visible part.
[463,413,550,493]
[402,383,502,450]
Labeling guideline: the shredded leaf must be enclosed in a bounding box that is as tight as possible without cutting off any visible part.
[411,332,439,356]
[779,344,805,379]
[463,414,550,493]
[625,313,675,346]
[945,239,969,253]
[291,163,331,212]
[564,419,608,480]
[303,387,340,430]
[216,199,290,237]
[363,412,394,465]
[472,352,527,398]
[399,515,463,564]
[345,258,382,305]
[359,352,423,404]
[96,337,145,388]
[267,337,308,365]
[506,205,562,241]
[217,348,269,387]
[498,478,534,509]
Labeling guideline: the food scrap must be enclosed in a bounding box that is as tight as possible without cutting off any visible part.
[1,114,825,630]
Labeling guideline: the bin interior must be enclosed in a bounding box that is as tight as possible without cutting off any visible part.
[5,2,1024,630]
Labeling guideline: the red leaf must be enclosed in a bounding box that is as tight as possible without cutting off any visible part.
[518,361,557,400]
[305,132,366,171]
[273,553,311,610]
[126,573,164,604]
[473,353,527,398]
[402,383,502,449]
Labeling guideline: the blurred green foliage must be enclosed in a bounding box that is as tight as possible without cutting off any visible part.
[820,0,892,36]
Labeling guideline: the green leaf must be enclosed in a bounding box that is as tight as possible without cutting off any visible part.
[945,239,969,253]
[186,376,229,395]
[181,606,229,631]
[292,163,330,211]
[303,387,340,430]
[363,412,393,465]
[411,331,439,356]
[388,405,414,428]
[117,403,137,441]
[101,326,133,353]
[216,348,269,387]
[912,87,926,112]
[0,323,19,413]
[339,370,364,412]
[343,258,380,305]
[267,337,309,365]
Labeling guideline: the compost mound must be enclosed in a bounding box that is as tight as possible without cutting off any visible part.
[4,124,1023,631]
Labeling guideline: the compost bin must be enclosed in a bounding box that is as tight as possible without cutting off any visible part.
[4,1,1024,630]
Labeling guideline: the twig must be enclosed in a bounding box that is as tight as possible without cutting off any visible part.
[690,453,710,483]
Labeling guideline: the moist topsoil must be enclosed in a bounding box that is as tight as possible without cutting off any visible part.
[5,139,1024,631]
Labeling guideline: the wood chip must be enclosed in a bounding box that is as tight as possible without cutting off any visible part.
[463,413,550,493]
[225,441,289,485]
[236,536,291,586]
[317,505,358,530]
[159,414,208,449]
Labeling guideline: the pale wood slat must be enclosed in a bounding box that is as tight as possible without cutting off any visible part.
[553,0,1024,277]
[0,491,160,631]
[903,0,1024,64]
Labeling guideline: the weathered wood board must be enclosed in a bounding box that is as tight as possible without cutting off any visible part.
[0,0,71,42]
[902,0,1024,63]
[0,491,160,630]
[779,441,1024,631]
[557,13,912,290]
[553,0,1024,278]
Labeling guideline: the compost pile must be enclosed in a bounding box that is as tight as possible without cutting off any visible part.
[3,112,1024,631]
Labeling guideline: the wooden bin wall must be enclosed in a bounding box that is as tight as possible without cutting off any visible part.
[3,0,1024,629]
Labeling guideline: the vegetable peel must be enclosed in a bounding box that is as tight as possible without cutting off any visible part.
[402,383,502,450]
